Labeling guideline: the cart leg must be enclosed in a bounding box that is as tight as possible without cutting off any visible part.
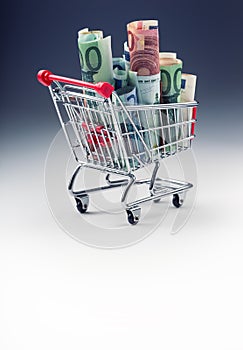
[68,165,89,214]
[148,160,166,203]
[68,165,83,194]
[121,173,136,206]
[68,165,132,215]
[68,165,130,198]
[149,160,160,194]
[120,173,142,225]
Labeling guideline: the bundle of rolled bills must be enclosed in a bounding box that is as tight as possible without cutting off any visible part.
[76,23,197,157]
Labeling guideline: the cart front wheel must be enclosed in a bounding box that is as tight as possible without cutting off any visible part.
[126,207,141,225]
[75,195,89,213]
[172,193,183,208]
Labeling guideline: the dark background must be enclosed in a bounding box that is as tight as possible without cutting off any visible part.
[1,0,242,147]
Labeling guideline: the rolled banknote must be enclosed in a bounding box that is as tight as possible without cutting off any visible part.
[127,70,141,102]
[78,28,114,85]
[115,86,145,166]
[180,73,197,146]
[112,57,126,71]
[114,86,138,124]
[123,41,130,71]
[127,20,160,151]
[78,28,103,40]
[159,52,183,153]
[125,70,161,150]
[116,85,137,105]
[159,52,182,103]
[136,73,160,105]
[127,20,160,76]
[113,67,128,90]
[137,73,161,150]
[180,73,197,102]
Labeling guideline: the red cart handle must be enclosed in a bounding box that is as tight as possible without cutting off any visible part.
[37,69,114,99]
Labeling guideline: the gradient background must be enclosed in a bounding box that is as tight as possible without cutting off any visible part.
[1,0,243,349]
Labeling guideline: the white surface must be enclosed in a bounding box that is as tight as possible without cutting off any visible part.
[1,135,243,349]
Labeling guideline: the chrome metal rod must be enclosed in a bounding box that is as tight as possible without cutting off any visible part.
[68,166,130,197]
[149,160,160,193]
[121,173,136,206]
[105,174,129,186]
[68,165,83,194]
[126,182,193,209]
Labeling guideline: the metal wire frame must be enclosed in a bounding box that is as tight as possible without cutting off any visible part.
[48,80,198,222]
[49,81,197,175]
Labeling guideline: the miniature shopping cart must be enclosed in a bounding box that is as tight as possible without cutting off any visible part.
[37,70,198,225]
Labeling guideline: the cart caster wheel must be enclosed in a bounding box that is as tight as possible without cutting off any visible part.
[172,194,183,208]
[75,195,89,213]
[126,207,141,225]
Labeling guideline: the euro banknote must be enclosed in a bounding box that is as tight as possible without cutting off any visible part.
[127,20,160,76]
[78,28,114,85]
[180,73,197,146]
[160,54,183,153]
[113,67,128,90]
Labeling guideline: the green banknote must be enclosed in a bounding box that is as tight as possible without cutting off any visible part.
[112,57,126,71]
[160,62,182,104]
[78,28,114,85]
[113,67,128,90]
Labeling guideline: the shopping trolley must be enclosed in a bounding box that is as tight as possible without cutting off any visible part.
[37,69,198,225]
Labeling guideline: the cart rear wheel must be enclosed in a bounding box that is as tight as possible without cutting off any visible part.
[75,195,89,213]
[172,193,183,208]
[126,207,141,225]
